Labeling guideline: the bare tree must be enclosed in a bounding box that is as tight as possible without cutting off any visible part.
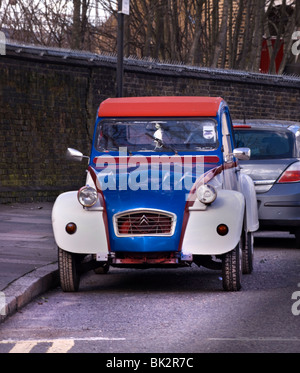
[0,0,298,74]
[263,0,297,74]
[188,0,205,65]
[211,0,229,67]
[277,1,297,74]
[248,0,265,71]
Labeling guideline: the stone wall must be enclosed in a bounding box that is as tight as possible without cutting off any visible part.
[0,42,299,203]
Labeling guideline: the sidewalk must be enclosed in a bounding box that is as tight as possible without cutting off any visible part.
[0,202,58,323]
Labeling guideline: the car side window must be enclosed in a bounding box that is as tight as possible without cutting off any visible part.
[221,112,233,161]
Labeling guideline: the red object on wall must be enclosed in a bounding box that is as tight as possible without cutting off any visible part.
[260,37,284,73]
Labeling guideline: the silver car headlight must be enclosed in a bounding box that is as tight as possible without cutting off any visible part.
[196,184,217,204]
[77,186,98,207]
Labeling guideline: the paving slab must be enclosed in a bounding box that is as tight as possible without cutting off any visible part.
[0,202,58,322]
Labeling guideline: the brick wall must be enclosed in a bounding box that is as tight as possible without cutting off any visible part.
[0,42,300,203]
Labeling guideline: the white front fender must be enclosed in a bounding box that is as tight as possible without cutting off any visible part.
[52,191,109,255]
[182,189,245,255]
[239,173,259,233]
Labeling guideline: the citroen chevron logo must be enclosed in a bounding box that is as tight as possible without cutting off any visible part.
[139,215,149,225]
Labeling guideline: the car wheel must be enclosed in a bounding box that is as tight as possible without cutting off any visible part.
[58,247,81,292]
[222,239,242,291]
[295,230,300,249]
[242,231,254,274]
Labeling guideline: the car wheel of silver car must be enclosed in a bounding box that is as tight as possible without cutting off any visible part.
[242,231,254,274]
[58,247,81,292]
[222,239,242,291]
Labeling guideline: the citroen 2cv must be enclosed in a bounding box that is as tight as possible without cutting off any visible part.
[52,96,259,292]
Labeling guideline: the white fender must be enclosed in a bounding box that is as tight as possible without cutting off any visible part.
[52,191,109,255]
[182,189,245,255]
[239,173,259,232]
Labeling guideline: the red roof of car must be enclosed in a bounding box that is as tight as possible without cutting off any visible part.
[98,96,224,117]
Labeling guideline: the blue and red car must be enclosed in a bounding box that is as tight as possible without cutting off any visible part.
[52,97,258,292]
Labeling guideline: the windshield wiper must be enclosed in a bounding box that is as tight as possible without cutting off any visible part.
[145,133,177,154]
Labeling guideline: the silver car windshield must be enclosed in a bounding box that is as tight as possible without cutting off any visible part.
[96,118,218,152]
[235,129,295,159]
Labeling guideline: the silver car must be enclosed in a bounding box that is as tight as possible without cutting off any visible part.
[233,120,300,248]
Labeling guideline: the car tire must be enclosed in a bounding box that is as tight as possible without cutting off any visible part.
[222,239,242,291]
[242,231,254,274]
[58,247,81,292]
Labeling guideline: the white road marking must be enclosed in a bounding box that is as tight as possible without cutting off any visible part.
[8,341,38,353]
[208,337,300,342]
[0,336,126,353]
[47,339,75,353]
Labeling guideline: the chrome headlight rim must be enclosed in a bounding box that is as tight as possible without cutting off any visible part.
[196,184,217,205]
[77,185,98,207]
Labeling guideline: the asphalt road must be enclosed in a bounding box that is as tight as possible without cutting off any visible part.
[0,232,299,355]
[0,202,56,291]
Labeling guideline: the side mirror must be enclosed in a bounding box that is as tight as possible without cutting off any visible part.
[233,147,251,161]
[66,148,89,162]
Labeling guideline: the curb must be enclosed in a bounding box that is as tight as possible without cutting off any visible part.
[0,263,59,323]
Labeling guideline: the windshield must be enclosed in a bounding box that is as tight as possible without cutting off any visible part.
[95,118,218,152]
[234,129,295,159]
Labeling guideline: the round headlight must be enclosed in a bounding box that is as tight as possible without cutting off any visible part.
[196,184,217,204]
[78,186,98,207]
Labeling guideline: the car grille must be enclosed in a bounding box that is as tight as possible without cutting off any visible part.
[114,210,176,236]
